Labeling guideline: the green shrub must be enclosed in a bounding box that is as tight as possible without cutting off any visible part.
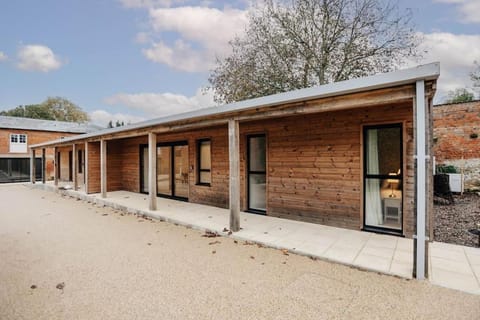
[436,165,459,174]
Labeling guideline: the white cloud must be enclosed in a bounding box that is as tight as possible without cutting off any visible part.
[119,0,177,8]
[434,0,480,23]
[89,110,146,128]
[143,39,212,72]
[0,51,7,61]
[16,45,63,72]
[408,32,480,102]
[143,6,248,72]
[104,88,215,118]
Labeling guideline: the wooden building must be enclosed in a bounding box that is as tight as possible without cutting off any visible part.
[30,63,439,279]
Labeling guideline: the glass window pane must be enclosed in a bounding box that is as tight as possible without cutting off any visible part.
[249,136,266,172]
[200,171,211,184]
[365,178,402,230]
[200,140,211,170]
[19,134,26,143]
[366,127,401,176]
[11,135,18,143]
[249,173,266,211]
[174,145,189,198]
[142,147,149,193]
[157,146,172,196]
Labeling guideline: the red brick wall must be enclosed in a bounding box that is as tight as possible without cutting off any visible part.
[0,128,80,180]
[433,100,480,190]
[0,128,77,156]
[433,101,480,161]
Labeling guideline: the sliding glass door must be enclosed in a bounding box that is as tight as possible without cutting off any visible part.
[140,142,188,200]
[157,146,172,196]
[364,124,403,233]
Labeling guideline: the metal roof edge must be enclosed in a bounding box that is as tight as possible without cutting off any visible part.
[30,62,440,149]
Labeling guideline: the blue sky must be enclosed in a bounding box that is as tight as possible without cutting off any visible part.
[0,0,479,126]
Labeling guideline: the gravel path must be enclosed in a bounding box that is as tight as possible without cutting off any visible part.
[434,193,480,247]
[1,184,479,319]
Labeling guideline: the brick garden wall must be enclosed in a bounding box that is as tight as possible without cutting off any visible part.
[433,100,480,190]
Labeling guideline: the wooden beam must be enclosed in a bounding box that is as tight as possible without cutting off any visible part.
[30,149,36,184]
[72,144,77,190]
[148,133,157,210]
[42,148,46,184]
[32,84,418,149]
[228,119,240,231]
[84,142,89,194]
[54,147,58,186]
[100,139,107,198]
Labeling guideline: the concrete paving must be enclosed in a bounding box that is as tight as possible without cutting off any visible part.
[429,242,480,294]
[34,183,480,294]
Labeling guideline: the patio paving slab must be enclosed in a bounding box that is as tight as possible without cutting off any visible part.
[429,242,480,295]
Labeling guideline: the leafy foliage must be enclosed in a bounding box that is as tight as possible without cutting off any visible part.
[436,165,458,174]
[0,97,89,123]
[445,88,474,104]
[208,0,420,103]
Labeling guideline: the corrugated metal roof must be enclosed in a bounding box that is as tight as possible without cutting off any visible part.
[0,116,102,133]
[31,62,440,148]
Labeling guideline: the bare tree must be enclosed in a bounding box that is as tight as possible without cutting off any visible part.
[208,0,420,103]
[471,60,480,91]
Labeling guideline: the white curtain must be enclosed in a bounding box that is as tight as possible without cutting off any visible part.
[365,130,383,226]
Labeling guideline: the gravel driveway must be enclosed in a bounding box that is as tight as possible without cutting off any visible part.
[1,184,479,319]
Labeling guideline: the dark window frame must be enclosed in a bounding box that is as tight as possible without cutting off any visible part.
[78,149,83,174]
[246,133,267,215]
[196,138,211,186]
[139,141,189,201]
[362,123,404,236]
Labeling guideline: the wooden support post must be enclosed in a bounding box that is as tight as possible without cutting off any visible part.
[148,133,157,210]
[42,148,46,184]
[100,139,107,198]
[30,149,36,184]
[228,119,240,231]
[54,147,58,186]
[84,142,89,194]
[72,144,77,190]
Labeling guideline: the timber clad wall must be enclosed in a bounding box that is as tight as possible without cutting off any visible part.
[106,141,123,192]
[97,102,414,236]
[121,136,146,193]
[57,146,71,181]
[87,142,100,193]
[241,102,415,236]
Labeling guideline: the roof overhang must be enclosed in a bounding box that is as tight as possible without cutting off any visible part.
[30,62,440,149]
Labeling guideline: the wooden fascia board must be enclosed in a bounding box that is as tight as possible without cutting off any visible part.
[32,84,417,149]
